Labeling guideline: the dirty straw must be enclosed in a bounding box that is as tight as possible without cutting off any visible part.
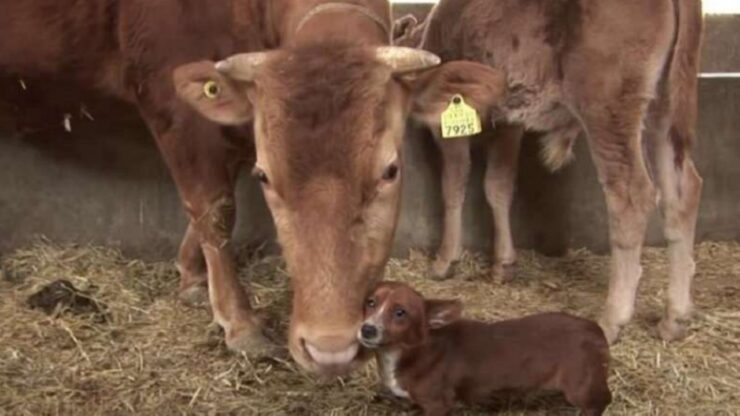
[1,239,738,415]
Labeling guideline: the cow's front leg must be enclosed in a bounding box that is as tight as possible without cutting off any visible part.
[430,137,471,280]
[140,95,270,353]
[188,194,269,352]
[177,221,209,306]
[484,124,523,282]
[177,148,245,308]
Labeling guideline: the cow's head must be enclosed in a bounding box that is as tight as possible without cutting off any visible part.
[174,43,506,375]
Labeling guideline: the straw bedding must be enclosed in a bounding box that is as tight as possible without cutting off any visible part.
[1,239,738,415]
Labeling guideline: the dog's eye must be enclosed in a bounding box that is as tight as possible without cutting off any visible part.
[394,307,406,318]
[366,298,376,309]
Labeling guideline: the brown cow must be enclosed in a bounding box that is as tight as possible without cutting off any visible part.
[407,0,704,344]
[0,0,507,374]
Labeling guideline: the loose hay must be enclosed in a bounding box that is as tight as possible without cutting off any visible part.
[1,239,738,415]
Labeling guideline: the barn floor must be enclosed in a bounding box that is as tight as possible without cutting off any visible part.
[0,240,738,416]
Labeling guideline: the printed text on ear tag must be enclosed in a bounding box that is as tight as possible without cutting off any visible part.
[440,94,482,139]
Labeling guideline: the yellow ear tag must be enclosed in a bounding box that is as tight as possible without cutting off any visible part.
[203,80,220,99]
[440,94,482,139]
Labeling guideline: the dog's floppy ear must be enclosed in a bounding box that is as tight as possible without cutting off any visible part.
[425,299,463,329]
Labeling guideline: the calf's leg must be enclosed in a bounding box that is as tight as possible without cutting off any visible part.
[484,124,523,282]
[642,85,703,341]
[653,129,702,340]
[430,135,471,279]
[575,86,657,344]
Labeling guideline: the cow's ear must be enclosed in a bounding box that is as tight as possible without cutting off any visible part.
[173,61,254,125]
[425,299,463,329]
[392,14,418,45]
[404,61,507,135]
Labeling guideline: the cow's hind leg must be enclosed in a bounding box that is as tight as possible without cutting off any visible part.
[576,87,657,344]
[653,124,702,341]
[484,124,523,282]
[430,136,471,280]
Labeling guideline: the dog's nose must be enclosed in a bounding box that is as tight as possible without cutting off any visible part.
[360,324,378,340]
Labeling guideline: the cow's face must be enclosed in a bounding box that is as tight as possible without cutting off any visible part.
[174,43,506,375]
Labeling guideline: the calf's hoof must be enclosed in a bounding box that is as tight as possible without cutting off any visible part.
[491,263,516,283]
[179,284,209,308]
[428,258,455,281]
[597,318,622,345]
[656,318,688,342]
[226,324,278,357]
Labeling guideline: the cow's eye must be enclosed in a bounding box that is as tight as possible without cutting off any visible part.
[366,298,377,309]
[382,162,400,182]
[394,307,406,318]
[252,167,269,185]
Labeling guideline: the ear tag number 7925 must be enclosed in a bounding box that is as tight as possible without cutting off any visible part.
[440,94,482,139]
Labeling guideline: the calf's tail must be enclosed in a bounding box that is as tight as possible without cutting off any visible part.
[667,0,703,165]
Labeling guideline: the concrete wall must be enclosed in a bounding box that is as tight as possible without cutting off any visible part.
[1,9,739,260]
[703,14,740,73]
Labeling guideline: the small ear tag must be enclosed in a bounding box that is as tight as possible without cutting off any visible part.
[203,80,221,100]
[440,94,482,139]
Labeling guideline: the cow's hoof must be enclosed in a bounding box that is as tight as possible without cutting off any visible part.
[656,318,688,342]
[429,259,455,281]
[598,318,622,345]
[492,263,516,283]
[179,284,209,308]
[226,325,277,357]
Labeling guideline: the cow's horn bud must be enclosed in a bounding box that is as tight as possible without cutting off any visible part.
[374,46,441,74]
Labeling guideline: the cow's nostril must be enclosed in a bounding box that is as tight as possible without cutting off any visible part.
[361,324,378,340]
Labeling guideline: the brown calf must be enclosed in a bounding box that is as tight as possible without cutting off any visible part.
[359,282,612,416]
[409,0,704,344]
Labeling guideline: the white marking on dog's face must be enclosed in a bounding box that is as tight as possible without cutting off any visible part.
[358,301,388,347]
[368,302,387,326]
[360,283,429,350]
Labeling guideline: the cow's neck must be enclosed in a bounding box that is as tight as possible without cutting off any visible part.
[271,0,392,47]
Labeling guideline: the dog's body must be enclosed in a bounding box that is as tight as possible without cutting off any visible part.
[359,283,611,416]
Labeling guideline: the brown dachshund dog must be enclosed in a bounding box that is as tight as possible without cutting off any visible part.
[358,282,611,416]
